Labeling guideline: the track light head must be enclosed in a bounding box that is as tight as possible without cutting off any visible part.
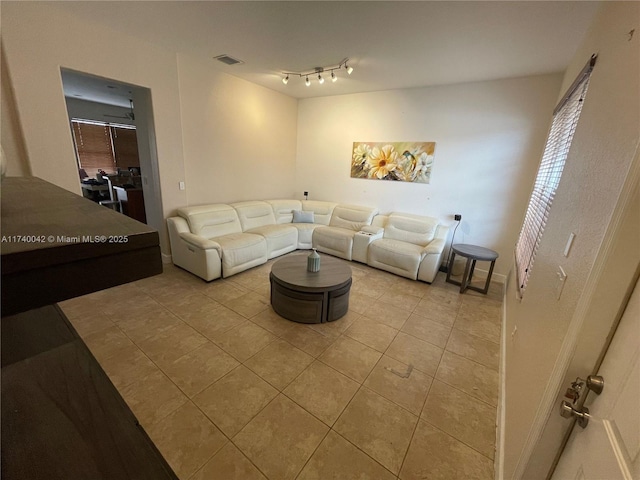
[282,59,351,86]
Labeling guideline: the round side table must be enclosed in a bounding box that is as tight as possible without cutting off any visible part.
[446,244,499,294]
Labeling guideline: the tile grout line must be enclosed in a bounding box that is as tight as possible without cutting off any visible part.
[88,263,501,479]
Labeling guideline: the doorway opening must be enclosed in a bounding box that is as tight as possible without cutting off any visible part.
[60,69,163,233]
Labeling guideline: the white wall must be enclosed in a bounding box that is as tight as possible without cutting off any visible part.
[295,74,563,276]
[176,53,298,206]
[1,2,187,253]
[0,2,298,254]
[502,2,640,478]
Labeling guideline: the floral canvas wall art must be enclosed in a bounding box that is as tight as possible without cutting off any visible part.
[351,142,436,183]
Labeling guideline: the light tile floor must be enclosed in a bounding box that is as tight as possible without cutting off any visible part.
[59,252,503,480]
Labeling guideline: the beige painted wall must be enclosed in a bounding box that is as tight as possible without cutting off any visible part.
[1,44,30,177]
[1,2,187,253]
[176,53,298,206]
[295,74,563,276]
[0,2,298,254]
[502,2,640,478]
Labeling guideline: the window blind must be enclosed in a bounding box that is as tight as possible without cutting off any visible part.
[72,120,116,178]
[112,126,140,170]
[515,55,596,295]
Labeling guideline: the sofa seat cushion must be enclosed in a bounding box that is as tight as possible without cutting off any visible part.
[368,238,424,280]
[214,232,268,277]
[246,224,298,259]
[312,226,358,260]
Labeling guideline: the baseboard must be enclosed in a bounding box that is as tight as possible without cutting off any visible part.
[472,267,506,285]
[495,282,509,480]
[444,265,507,284]
[161,253,172,264]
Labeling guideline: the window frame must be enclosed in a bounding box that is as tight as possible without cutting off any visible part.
[514,55,597,296]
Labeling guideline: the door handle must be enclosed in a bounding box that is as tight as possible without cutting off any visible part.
[559,375,604,429]
[560,401,590,428]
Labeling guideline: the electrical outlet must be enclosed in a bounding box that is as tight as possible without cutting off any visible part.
[454,214,462,221]
[303,191,309,199]
[179,181,185,191]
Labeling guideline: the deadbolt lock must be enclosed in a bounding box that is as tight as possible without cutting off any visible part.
[586,375,604,395]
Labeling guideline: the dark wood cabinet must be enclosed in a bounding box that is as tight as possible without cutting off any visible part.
[114,186,147,223]
[1,177,175,479]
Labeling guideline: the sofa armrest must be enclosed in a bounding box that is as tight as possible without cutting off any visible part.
[360,226,384,235]
[178,232,221,252]
[352,229,383,263]
[423,237,446,255]
[418,235,449,283]
[433,224,450,241]
[167,216,223,281]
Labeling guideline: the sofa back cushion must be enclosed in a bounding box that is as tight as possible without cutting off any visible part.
[267,199,302,224]
[372,215,388,229]
[178,204,242,239]
[384,213,439,246]
[301,201,337,225]
[232,201,277,231]
[330,204,378,231]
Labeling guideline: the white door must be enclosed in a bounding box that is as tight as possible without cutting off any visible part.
[521,154,639,479]
[552,277,640,479]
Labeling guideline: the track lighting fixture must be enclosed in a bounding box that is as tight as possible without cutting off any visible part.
[281,58,353,86]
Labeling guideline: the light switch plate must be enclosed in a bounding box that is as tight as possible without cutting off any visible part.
[564,233,576,257]
[556,266,567,300]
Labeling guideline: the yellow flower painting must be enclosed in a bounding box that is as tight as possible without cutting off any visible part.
[351,142,436,183]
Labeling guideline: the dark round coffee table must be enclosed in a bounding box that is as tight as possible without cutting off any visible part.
[270,254,352,324]
[445,244,499,294]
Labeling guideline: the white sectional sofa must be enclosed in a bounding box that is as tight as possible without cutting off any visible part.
[167,199,449,283]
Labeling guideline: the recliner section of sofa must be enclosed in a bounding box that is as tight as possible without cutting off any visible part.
[232,201,298,260]
[367,212,449,283]
[312,204,378,261]
[168,203,268,280]
[167,199,449,283]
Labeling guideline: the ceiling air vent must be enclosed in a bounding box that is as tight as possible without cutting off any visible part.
[214,54,244,66]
